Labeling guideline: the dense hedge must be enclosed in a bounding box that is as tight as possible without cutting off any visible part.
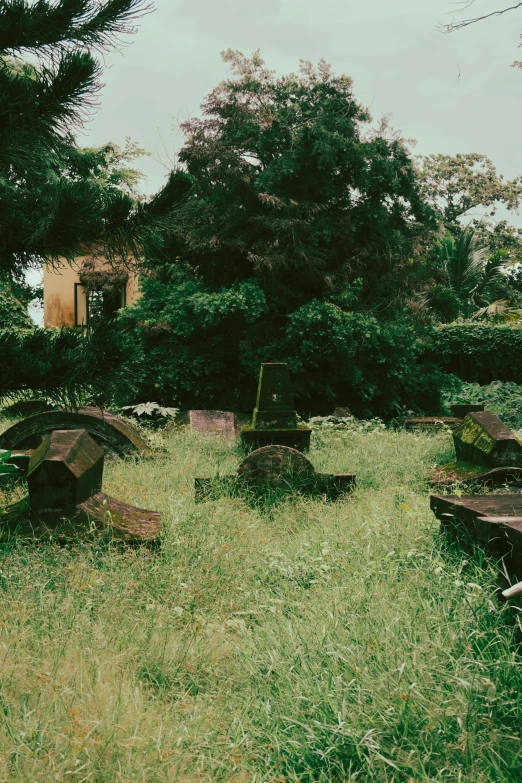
[429,323,522,384]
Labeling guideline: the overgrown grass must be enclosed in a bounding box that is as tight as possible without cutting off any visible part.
[0,425,521,781]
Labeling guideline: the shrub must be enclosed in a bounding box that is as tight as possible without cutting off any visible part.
[443,380,522,429]
[0,320,144,410]
[123,276,444,418]
[429,323,522,384]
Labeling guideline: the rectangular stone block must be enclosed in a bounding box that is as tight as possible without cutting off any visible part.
[453,411,522,467]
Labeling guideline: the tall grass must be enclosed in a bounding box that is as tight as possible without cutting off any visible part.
[0,425,521,781]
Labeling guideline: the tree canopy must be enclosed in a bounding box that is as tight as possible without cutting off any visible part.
[170,50,434,314]
[124,52,443,416]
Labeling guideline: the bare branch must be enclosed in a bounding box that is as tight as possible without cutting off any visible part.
[441,1,522,32]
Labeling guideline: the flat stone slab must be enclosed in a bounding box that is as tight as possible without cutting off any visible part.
[453,411,522,467]
[195,444,355,502]
[403,417,460,430]
[431,461,522,487]
[431,493,522,572]
[189,410,236,436]
[0,408,152,456]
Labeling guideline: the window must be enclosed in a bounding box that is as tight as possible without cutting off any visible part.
[75,283,126,327]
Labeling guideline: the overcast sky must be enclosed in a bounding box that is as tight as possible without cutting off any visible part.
[78,0,522,200]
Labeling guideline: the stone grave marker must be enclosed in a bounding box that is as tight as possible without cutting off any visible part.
[453,411,522,467]
[240,363,311,451]
[189,410,236,437]
[28,429,103,512]
[332,406,352,418]
[0,407,152,465]
[195,444,355,502]
[4,429,160,544]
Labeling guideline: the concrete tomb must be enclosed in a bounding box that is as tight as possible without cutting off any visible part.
[195,444,355,502]
[3,429,160,543]
[240,363,311,451]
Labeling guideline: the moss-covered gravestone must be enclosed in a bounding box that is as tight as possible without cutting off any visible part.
[453,411,522,467]
[3,429,160,544]
[240,363,311,451]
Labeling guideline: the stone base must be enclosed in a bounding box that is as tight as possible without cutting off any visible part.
[240,427,311,452]
[194,472,355,503]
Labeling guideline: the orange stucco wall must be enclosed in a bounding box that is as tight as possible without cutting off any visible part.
[43,258,141,328]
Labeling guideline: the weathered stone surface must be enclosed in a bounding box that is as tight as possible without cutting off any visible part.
[195,444,355,502]
[453,411,522,467]
[28,430,104,512]
[75,492,161,543]
[0,407,152,456]
[403,417,460,431]
[189,410,236,436]
[241,363,312,450]
[237,445,315,487]
[431,493,522,574]
[450,403,484,418]
[252,363,297,429]
[3,429,161,544]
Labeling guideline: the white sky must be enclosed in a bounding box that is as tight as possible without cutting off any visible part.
[77,0,522,200]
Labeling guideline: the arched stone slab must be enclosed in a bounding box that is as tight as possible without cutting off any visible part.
[0,407,151,457]
[237,445,315,488]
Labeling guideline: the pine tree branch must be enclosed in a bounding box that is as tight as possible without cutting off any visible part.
[0,0,154,55]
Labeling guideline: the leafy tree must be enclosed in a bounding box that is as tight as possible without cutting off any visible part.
[0,0,154,279]
[127,52,441,416]
[173,51,434,311]
[417,153,522,227]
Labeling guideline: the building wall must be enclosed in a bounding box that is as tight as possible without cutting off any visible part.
[43,258,141,329]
